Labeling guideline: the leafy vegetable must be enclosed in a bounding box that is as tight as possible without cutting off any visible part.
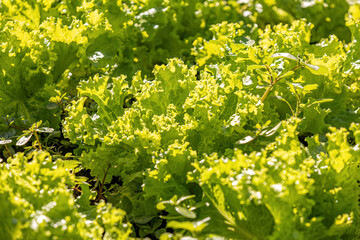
[1,1,360,239]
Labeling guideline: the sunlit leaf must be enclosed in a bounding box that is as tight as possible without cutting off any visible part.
[303,84,318,92]
[36,127,55,133]
[175,206,196,219]
[304,63,329,75]
[263,121,282,137]
[167,217,210,232]
[0,139,12,145]
[176,195,195,204]
[236,135,256,144]
[16,134,33,146]
[156,202,167,210]
[271,52,298,62]
[280,71,294,79]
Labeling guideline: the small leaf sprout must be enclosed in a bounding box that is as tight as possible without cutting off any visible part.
[16,121,54,150]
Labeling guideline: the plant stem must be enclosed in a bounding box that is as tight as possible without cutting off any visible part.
[260,63,303,103]
[4,144,12,157]
[33,132,43,151]
[260,84,274,103]
[265,65,273,84]
[97,165,111,201]
[290,64,302,72]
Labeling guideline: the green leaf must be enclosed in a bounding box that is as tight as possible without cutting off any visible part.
[279,71,294,79]
[156,200,174,210]
[175,206,196,219]
[0,139,12,145]
[167,221,196,231]
[303,63,329,75]
[133,216,155,224]
[303,84,318,92]
[16,134,33,146]
[167,217,210,232]
[236,135,256,144]
[176,195,196,205]
[261,121,283,137]
[306,98,333,108]
[46,102,59,110]
[247,65,266,71]
[271,53,298,62]
[36,127,54,133]
[287,82,298,95]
